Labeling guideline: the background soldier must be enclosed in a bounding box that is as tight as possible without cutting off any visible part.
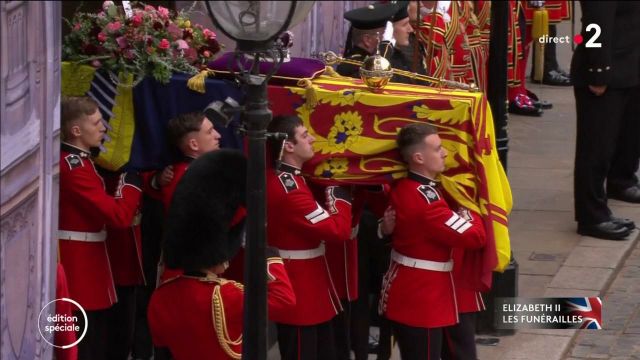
[337,3,398,78]
[571,1,640,239]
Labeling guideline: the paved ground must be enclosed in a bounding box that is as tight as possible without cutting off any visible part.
[475,11,640,360]
[563,241,640,360]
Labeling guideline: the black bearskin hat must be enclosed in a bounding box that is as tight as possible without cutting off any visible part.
[163,149,247,272]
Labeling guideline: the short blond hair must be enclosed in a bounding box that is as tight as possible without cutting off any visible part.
[61,96,99,141]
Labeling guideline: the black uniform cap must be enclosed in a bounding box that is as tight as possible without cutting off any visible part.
[344,3,398,30]
[390,1,409,22]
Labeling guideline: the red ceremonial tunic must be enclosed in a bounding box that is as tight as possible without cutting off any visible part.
[145,156,193,215]
[523,0,571,23]
[54,263,78,360]
[322,186,389,301]
[148,257,295,360]
[379,172,486,328]
[417,11,452,80]
[266,163,352,325]
[58,143,142,310]
[101,171,145,287]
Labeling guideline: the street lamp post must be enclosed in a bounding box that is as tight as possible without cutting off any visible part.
[204,2,314,359]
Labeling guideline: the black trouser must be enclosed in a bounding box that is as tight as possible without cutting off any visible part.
[277,321,337,360]
[132,195,164,360]
[332,299,353,360]
[442,313,478,360]
[574,85,640,224]
[391,320,443,360]
[77,309,110,360]
[106,286,137,360]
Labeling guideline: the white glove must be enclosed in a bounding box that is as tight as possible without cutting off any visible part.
[528,0,545,8]
[382,21,396,47]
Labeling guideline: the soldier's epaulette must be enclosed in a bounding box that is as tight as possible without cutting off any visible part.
[156,274,183,287]
[278,172,299,193]
[64,154,84,171]
[218,278,244,290]
[417,184,441,204]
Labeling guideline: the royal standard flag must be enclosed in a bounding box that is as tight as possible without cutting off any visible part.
[269,76,512,275]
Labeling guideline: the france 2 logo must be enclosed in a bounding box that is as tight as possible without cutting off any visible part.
[575,23,602,48]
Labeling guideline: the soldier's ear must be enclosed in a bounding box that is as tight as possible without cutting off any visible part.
[70,125,82,138]
[412,151,424,165]
[187,137,199,152]
[283,140,295,153]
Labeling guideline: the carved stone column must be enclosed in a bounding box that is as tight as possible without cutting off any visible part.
[0,1,61,359]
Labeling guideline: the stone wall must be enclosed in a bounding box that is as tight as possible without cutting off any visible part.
[0,1,61,359]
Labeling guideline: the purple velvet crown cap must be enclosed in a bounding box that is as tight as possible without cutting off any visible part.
[207,52,325,83]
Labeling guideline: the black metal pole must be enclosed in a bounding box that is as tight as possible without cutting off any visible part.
[488,1,509,170]
[242,77,271,360]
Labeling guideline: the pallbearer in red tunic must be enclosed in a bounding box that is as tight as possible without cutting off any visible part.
[58,96,142,360]
[266,116,353,360]
[379,123,486,360]
[147,150,295,360]
[98,169,146,360]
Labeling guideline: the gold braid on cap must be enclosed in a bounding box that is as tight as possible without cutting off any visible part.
[211,280,244,359]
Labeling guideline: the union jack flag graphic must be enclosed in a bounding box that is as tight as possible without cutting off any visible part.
[565,297,602,329]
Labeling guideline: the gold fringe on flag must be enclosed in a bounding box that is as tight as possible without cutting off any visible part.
[296,78,319,109]
[187,70,216,94]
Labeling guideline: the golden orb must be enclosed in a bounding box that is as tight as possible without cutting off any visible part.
[359,54,393,93]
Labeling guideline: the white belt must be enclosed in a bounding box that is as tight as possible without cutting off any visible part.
[391,250,453,272]
[58,230,107,242]
[277,243,325,260]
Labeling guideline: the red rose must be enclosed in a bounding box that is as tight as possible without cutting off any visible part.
[131,14,143,27]
[158,38,170,50]
[97,32,107,42]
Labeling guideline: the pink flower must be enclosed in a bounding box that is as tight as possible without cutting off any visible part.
[106,21,122,33]
[116,36,128,49]
[91,60,102,68]
[203,28,216,39]
[73,23,82,31]
[97,32,107,42]
[123,49,136,59]
[144,5,155,12]
[167,23,182,39]
[175,39,189,50]
[203,50,212,58]
[158,38,170,50]
[157,6,170,19]
[131,14,143,27]
[184,47,198,62]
